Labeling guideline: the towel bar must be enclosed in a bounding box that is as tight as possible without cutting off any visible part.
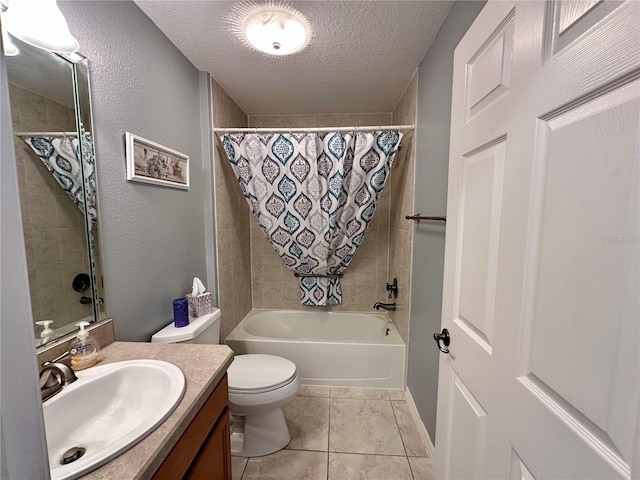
[405,214,446,223]
[294,272,343,278]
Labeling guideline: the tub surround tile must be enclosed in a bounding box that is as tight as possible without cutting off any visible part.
[328,453,413,480]
[262,282,283,309]
[281,281,304,309]
[284,396,330,451]
[213,78,251,340]
[329,398,405,456]
[299,114,319,128]
[330,387,390,400]
[242,450,328,480]
[408,456,434,480]
[232,456,248,480]
[359,113,393,127]
[298,385,331,398]
[392,401,429,457]
[389,72,417,346]
[246,113,394,314]
[317,114,360,128]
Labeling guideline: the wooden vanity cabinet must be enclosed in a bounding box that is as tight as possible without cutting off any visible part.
[153,374,231,480]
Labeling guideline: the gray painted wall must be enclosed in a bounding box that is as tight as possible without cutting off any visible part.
[1,2,212,476]
[1,47,50,479]
[408,0,486,442]
[59,1,210,341]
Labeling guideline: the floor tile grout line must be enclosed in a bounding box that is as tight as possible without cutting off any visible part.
[326,394,332,479]
[327,450,411,457]
[285,447,330,453]
[239,457,248,480]
[241,387,421,479]
[407,456,417,480]
[389,398,413,465]
[392,399,430,458]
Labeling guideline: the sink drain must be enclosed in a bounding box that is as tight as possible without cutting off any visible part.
[61,447,86,465]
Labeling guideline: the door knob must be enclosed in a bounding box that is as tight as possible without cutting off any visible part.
[433,328,450,354]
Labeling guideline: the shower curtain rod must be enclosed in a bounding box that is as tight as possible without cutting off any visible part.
[213,124,414,133]
[14,131,81,137]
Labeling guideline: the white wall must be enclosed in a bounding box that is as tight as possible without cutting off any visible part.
[408,0,486,442]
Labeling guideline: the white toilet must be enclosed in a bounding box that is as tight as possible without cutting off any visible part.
[151,309,300,457]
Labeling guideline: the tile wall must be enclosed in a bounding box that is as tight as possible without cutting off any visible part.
[211,79,252,340]
[389,73,418,343]
[213,86,417,344]
[246,113,393,312]
[9,84,94,332]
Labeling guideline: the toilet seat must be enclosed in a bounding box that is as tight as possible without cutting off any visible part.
[228,354,297,394]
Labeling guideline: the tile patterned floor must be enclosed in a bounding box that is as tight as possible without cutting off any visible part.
[231,386,433,480]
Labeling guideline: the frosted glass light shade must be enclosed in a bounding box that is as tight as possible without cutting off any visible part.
[1,19,19,56]
[243,6,309,56]
[3,0,79,53]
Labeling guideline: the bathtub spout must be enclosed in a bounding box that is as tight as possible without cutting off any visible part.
[373,302,396,311]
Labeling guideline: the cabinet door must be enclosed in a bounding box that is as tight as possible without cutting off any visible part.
[153,375,230,480]
[185,408,231,480]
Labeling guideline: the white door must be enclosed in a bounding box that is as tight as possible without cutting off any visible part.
[434,1,640,479]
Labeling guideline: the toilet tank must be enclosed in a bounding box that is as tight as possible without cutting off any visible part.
[151,308,221,344]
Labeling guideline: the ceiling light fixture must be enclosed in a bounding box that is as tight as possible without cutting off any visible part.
[242,5,310,56]
[1,18,19,56]
[2,0,79,54]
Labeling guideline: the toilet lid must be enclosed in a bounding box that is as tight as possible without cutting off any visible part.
[228,354,297,393]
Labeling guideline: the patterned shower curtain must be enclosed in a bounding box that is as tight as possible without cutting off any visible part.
[24,131,97,223]
[221,131,402,305]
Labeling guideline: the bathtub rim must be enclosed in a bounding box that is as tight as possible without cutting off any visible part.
[225,308,404,346]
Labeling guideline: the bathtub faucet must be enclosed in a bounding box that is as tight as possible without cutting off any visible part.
[373,302,396,311]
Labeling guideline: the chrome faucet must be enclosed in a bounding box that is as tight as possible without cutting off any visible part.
[39,361,77,402]
[373,302,396,311]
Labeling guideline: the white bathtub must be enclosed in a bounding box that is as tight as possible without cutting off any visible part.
[225,309,405,388]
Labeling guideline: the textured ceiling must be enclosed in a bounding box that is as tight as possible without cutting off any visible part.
[134,1,454,115]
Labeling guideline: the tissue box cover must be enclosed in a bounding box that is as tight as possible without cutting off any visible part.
[186,292,213,317]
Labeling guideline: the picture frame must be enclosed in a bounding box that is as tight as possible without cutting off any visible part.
[125,132,189,190]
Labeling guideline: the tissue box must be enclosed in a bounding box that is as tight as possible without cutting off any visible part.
[186,292,213,317]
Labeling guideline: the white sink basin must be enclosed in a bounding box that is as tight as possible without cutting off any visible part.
[43,359,185,480]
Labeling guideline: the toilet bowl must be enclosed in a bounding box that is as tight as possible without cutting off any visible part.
[150,310,299,457]
[227,354,300,457]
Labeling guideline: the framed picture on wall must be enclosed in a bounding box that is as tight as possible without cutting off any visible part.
[125,132,189,190]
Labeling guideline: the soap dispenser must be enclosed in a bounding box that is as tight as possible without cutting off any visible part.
[70,321,100,370]
[35,320,54,345]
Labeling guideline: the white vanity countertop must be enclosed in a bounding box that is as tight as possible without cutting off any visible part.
[80,341,234,480]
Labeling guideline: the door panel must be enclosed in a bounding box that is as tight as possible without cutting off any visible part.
[466,17,514,122]
[447,374,488,480]
[435,2,515,478]
[503,1,640,478]
[546,0,625,58]
[436,1,640,478]
[510,451,537,480]
[457,142,505,349]
[525,82,639,460]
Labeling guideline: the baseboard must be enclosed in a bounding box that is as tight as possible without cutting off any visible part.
[405,386,435,458]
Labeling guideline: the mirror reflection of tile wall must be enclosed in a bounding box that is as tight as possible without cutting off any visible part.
[9,83,93,333]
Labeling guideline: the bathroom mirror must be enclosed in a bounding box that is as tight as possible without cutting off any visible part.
[6,38,107,347]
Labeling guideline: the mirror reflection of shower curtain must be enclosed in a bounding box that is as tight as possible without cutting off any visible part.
[221,131,402,305]
[24,130,97,223]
